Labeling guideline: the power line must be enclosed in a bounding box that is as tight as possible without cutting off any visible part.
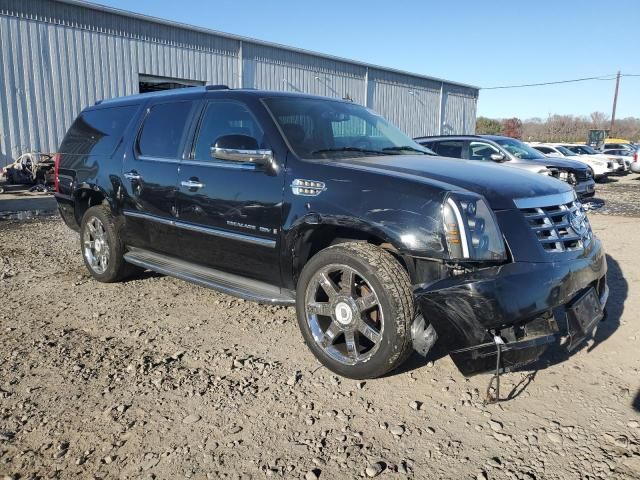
[481,73,638,90]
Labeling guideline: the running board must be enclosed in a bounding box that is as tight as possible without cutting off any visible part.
[123,247,295,306]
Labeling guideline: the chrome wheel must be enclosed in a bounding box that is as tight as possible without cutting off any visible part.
[83,216,110,275]
[304,264,383,366]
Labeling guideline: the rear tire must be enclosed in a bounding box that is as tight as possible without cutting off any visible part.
[296,242,415,379]
[80,205,138,283]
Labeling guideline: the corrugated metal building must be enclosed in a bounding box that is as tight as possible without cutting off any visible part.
[0,0,479,166]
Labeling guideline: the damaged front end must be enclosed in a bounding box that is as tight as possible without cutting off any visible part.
[413,190,608,376]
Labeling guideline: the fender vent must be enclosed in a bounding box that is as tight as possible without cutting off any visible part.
[291,179,326,196]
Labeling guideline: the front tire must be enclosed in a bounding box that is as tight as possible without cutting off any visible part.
[80,205,137,283]
[296,242,415,379]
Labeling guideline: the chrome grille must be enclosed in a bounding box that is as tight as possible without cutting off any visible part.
[519,198,592,253]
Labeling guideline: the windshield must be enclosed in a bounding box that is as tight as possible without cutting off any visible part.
[493,137,547,160]
[569,145,597,154]
[263,97,434,159]
[556,146,576,156]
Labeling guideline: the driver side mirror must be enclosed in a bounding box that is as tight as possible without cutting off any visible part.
[490,153,506,162]
[211,134,275,170]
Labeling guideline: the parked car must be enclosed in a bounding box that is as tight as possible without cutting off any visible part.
[602,141,634,152]
[557,143,629,174]
[414,135,596,198]
[54,87,608,379]
[632,150,640,173]
[529,143,613,181]
[602,149,633,171]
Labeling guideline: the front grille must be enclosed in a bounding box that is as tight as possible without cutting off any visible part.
[575,170,590,182]
[520,199,592,253]
[549,168,590,185]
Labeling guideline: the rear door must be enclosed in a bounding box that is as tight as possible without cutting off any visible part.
[174,99,283,284]
[120,100,198,255]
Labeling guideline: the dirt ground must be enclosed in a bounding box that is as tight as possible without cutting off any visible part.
[1,178,639,480]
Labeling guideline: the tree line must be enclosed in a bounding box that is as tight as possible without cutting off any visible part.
[476,113,640,142]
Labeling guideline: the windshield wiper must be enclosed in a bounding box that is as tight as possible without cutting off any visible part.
[383,146,434,155]
[310,147,390,156]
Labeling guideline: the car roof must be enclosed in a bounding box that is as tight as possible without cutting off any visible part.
[414,134,486,142]
[414,134,529,144]
[94,86,354,108]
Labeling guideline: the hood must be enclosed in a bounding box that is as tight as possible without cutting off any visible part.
[331,155,573,210]
[523,156,589,171]
[579,154,610,165]
[590,154,614,161]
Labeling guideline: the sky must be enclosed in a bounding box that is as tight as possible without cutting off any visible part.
[97,0,639,120]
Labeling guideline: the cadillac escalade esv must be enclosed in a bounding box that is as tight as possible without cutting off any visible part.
[54,86,608,380]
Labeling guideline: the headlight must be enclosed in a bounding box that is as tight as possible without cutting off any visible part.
[442,193,506,261]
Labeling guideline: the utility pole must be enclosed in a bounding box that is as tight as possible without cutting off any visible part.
[610,70,621,134]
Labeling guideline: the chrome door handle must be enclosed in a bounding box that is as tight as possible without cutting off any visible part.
[181,180,205,189]
[124,171,142,181]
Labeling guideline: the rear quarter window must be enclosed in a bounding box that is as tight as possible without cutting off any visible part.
[59,105,138,156]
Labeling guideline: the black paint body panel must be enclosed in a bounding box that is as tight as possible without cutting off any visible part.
[54,87,608,376]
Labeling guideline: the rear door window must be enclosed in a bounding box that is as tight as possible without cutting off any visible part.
[137,101,194,159]
[534,146,553,154]
[60,105,138,156]
[432,140,464,158]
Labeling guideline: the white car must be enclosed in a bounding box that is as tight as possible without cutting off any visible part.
[632,150,640,173]
[601,149,633,172]
[529,143,613,181]
[561,144,628,175]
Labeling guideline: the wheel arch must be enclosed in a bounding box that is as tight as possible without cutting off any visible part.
[286,220,417,289]
[73,184,116,226]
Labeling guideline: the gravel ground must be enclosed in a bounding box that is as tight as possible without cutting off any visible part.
[0,179,639,479]
[586,174,640,217]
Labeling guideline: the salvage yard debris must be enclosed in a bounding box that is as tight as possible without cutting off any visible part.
[1,152,55,189]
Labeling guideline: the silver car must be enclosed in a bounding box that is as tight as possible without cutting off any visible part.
[415,135,596,198]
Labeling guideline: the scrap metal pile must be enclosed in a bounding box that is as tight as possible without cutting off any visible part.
[0,152,55,194]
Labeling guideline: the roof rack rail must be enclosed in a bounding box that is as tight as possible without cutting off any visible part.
[206,84,230,91]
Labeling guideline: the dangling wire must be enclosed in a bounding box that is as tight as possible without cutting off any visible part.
[484,334,504,405]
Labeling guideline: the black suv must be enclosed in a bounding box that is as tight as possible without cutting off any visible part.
[415,135,596,198]
[54,87,608,379]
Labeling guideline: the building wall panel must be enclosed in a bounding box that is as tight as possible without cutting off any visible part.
[368,68,442,138]
[0,0,478,166]
[0,14,238,164]
[442,84,478,136]
[243,44,367,104]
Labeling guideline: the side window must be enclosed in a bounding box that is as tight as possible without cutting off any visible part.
[138,101,193,158]
[469,141,500,161]
[193,101,264,161]
[60,105,137,156]
[535,147,551,154]
[432,140,464,158]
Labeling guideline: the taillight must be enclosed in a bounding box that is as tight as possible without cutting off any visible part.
[634,152,638,163]
[54,153,61,192]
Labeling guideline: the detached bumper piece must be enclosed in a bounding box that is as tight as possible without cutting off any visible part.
[415,240,607,377]
[449,284,607,377]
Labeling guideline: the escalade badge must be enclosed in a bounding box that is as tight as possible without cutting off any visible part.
[569,208,587,236]
[291,179,326,196]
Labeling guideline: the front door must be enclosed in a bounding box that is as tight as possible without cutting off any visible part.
[175,99,284,284]
[121,100,197,255]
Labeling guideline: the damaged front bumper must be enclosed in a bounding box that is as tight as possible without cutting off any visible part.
[415,239,608,376]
